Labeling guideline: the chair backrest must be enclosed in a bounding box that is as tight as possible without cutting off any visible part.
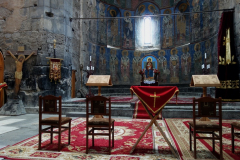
[39,95,62,115]
[86,96,111,117]
[193,97,222,123]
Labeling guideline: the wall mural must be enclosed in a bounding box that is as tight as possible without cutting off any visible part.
[122,10,135,49]
[86,0,220,85]
[107,6,121,47]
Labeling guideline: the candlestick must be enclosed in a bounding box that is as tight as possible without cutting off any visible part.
[53,39,56,49]
[90,56,91,61]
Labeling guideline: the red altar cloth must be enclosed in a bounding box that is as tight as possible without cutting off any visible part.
[0,82,7,91]
[130,86,179,114]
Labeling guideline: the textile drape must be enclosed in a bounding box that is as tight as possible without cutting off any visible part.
[216,11,240,101]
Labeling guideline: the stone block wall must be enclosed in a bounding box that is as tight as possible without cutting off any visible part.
[1,0,81,107]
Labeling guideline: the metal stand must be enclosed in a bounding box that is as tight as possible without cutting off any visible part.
[83,58,94,97]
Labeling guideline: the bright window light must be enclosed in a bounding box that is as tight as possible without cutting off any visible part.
[144,17,151,45]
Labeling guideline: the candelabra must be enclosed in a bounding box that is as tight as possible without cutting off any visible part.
[202,53,210,75]
[84,56,94,97]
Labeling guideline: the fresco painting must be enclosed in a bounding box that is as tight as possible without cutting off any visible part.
[86,0,220,85]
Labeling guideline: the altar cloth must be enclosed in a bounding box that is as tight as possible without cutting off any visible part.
[130,86,179,114]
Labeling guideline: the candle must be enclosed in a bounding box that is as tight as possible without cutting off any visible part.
[53,39,56,49]
[202,64,204,69]
[205,53,207,59]
[93,66,94,70]
[90,56,91,61]
[207,64,210,69]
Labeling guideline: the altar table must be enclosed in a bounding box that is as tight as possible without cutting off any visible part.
[130,86,179,157]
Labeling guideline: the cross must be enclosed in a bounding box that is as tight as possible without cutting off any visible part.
[150,92,160,108]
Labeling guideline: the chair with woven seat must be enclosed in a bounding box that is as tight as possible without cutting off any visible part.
[86,96,115,155]
[231,121,240,153]
[189,97,222,159]
[38,95,72,152]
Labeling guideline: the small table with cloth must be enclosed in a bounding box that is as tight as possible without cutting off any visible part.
[130,86,179,157]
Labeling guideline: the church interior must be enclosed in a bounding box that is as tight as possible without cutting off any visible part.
[0,0,240,159]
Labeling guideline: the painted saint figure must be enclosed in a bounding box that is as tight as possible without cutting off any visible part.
[7,50,35,98]
[181,46,191,80]
[162,9,173,48]
[123,11,133,48]
[170,48,179,83]
[193,43,202,74]
[133,51,142,83]
[98,47,106,75]
[158,50,169,83]
[110,49,118,83]
[145,58,154,79]
[121,50,130,82]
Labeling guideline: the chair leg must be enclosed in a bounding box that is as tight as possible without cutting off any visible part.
[194,133,196,159]
[231,125,234,153]
[112,123,114,148]
[92,127,94,147]
[51,126,53,144]
[58,126,61,152]
[189,125,192,151]
[68,121,71,145]
[38,130,41,150]
[212,132,215,152]
[86,126,88,154]
[109,128,111,155]
[220,130,223,160]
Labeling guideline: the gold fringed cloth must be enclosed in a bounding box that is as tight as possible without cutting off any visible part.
[49,58,62,83]
[0,82,7,91]
[130,86,179,114]
[216,11,240,101]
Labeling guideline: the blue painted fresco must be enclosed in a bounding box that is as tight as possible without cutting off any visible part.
[87,0,220,84]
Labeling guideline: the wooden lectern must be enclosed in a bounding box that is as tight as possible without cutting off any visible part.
[86,75,113,96]
[190,75,221,121]
[86,75,113,118]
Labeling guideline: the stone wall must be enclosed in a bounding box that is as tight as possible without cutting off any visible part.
[1,0,81,107]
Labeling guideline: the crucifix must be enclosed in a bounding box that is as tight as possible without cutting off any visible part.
[7,47,37,98]
[150,92,160,108]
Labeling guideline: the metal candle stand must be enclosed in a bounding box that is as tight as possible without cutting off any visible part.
[202,53,210,75]
[83,56,95,97]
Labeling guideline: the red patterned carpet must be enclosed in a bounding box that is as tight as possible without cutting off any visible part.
[165,119,240,160]
[0,118,179,160]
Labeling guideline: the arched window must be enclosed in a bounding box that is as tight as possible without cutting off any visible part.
[144,17,152,45]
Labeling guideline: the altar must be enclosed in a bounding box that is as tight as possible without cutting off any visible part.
[130,86,179,157]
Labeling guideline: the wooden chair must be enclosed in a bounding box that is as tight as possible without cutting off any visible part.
[231,121,240,153]
[86,96,115,155]
[189,97,222,159]
[38,95,72,151]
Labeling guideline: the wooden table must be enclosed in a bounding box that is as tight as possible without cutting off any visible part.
[130,86,179,158]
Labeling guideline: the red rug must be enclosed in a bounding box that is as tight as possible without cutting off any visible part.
[133,100,162,119]
[0,118,179,160]
[165,118,240,160]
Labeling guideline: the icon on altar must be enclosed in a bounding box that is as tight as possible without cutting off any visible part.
[142,56,158,81]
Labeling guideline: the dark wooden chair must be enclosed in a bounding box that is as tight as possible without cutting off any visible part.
[189,97,222,159]
[86,96,115,155]
[38,95,72,151]
[231,121,240,153]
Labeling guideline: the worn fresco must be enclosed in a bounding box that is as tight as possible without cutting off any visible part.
[190,0,201,42]
[97,2,107,45]
[107,6,121,47]
[175,1,190,46]
[85,0,220,85]
[122,10,135,49]
[161,8,174,48]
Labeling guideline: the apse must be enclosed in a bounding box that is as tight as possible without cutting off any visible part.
[83,0,221,85]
